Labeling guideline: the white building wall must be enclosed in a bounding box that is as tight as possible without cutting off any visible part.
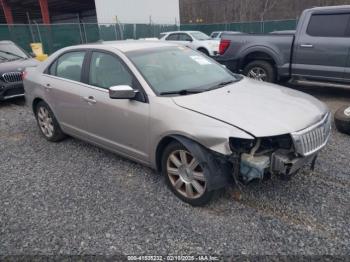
[94,0,180,24]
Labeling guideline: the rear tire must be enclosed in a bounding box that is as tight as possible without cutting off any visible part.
[243,60,276,83]
[35,101,66,142]
[334,105,350,135]
[161,141,216,206]
[197,48,209,56]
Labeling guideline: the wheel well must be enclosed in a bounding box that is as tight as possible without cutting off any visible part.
[32,98,44,113]
[155,136,177,173]
[241,51,276,69]
[197,47,208,53]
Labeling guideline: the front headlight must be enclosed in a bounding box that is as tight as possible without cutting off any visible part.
[229,135,293,154]
[229,137,256,153]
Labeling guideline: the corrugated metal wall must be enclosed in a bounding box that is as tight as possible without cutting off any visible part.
[95,0,180,24]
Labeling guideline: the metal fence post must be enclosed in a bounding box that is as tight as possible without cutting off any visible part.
[34,21,43,43]
[26,12,35,42]
[76,14,84,44]
[82,23,87,43]
[133,24,136,39]
[117,23,124,40]
[113,24,118,40]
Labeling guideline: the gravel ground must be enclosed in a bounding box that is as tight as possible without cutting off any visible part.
[0,85,349,257]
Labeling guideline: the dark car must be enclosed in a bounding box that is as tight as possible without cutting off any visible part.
[0,41,39,101]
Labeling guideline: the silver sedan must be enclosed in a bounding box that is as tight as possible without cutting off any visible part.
[23,41,331,206]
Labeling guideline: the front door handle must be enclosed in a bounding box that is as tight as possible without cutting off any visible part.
[45,83,51,91]
[83,96,97,104]
[300,44,313,48]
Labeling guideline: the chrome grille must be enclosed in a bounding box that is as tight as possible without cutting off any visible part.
[2,72,22,83]
[291,113,332,156]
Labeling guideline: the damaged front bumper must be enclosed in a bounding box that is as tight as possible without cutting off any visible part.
[239,150,317,183]
[238,113,331,183]
[270,150,316,176]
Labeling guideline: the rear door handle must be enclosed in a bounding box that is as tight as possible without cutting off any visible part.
[83,96,97,104]
[300,44,313,48]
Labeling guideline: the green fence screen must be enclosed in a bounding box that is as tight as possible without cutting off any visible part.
[180,19,297,35]
[0,23,178,54]
[0,20,297,55]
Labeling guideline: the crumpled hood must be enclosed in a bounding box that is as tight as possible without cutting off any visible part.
[172,77,329,137]
[0,58,39,74]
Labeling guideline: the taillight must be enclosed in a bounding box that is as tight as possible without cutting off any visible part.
[21,71,28,80]
[219,39,231,55]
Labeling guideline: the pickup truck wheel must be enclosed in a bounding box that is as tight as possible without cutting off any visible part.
[334,105,350,135]
[243,60,276,82]
[197,48,209,56]
[35,101,66,142]
[161,141,215,206]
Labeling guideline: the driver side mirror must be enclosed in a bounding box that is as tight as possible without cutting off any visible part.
[109,85,138,99]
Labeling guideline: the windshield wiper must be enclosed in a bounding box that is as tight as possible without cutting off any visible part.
[159,80,237,96]
[0,50,25,59]
[0,55,8,61]
[159,88,204,96]
[207,79,236,91]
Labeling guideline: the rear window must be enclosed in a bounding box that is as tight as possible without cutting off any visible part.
[307,13,350,37]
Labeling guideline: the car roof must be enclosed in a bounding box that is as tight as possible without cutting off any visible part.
[69,40,178,53]
[161,31,200,34]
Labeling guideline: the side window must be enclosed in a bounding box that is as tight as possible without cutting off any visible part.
[48,60,57,75]
[53,51,85,82]
[307,13,350,37]
[211,32,219,38]
[89,52,133,89]
[166,33,179,41]
[178,33,192,41]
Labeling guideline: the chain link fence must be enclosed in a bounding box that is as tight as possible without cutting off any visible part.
[0,23,179,54]
[0,19,297,55]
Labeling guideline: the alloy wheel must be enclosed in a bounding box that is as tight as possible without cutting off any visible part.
[37,107,54,138]
[166,149,206,199]
[247,67,267,81]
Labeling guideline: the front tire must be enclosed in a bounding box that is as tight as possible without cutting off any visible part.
[243,60,276,82]
[334,105,350,135]
[35,101,66,142]
[161,141,215,206]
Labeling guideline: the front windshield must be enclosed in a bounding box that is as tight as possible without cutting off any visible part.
[0,43,29,60]
[127,47,239,95]
[190,32,211,40]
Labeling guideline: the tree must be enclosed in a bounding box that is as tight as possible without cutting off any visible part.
[260,0,278,21]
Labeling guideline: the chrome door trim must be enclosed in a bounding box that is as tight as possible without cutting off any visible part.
[42,74,109,93]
